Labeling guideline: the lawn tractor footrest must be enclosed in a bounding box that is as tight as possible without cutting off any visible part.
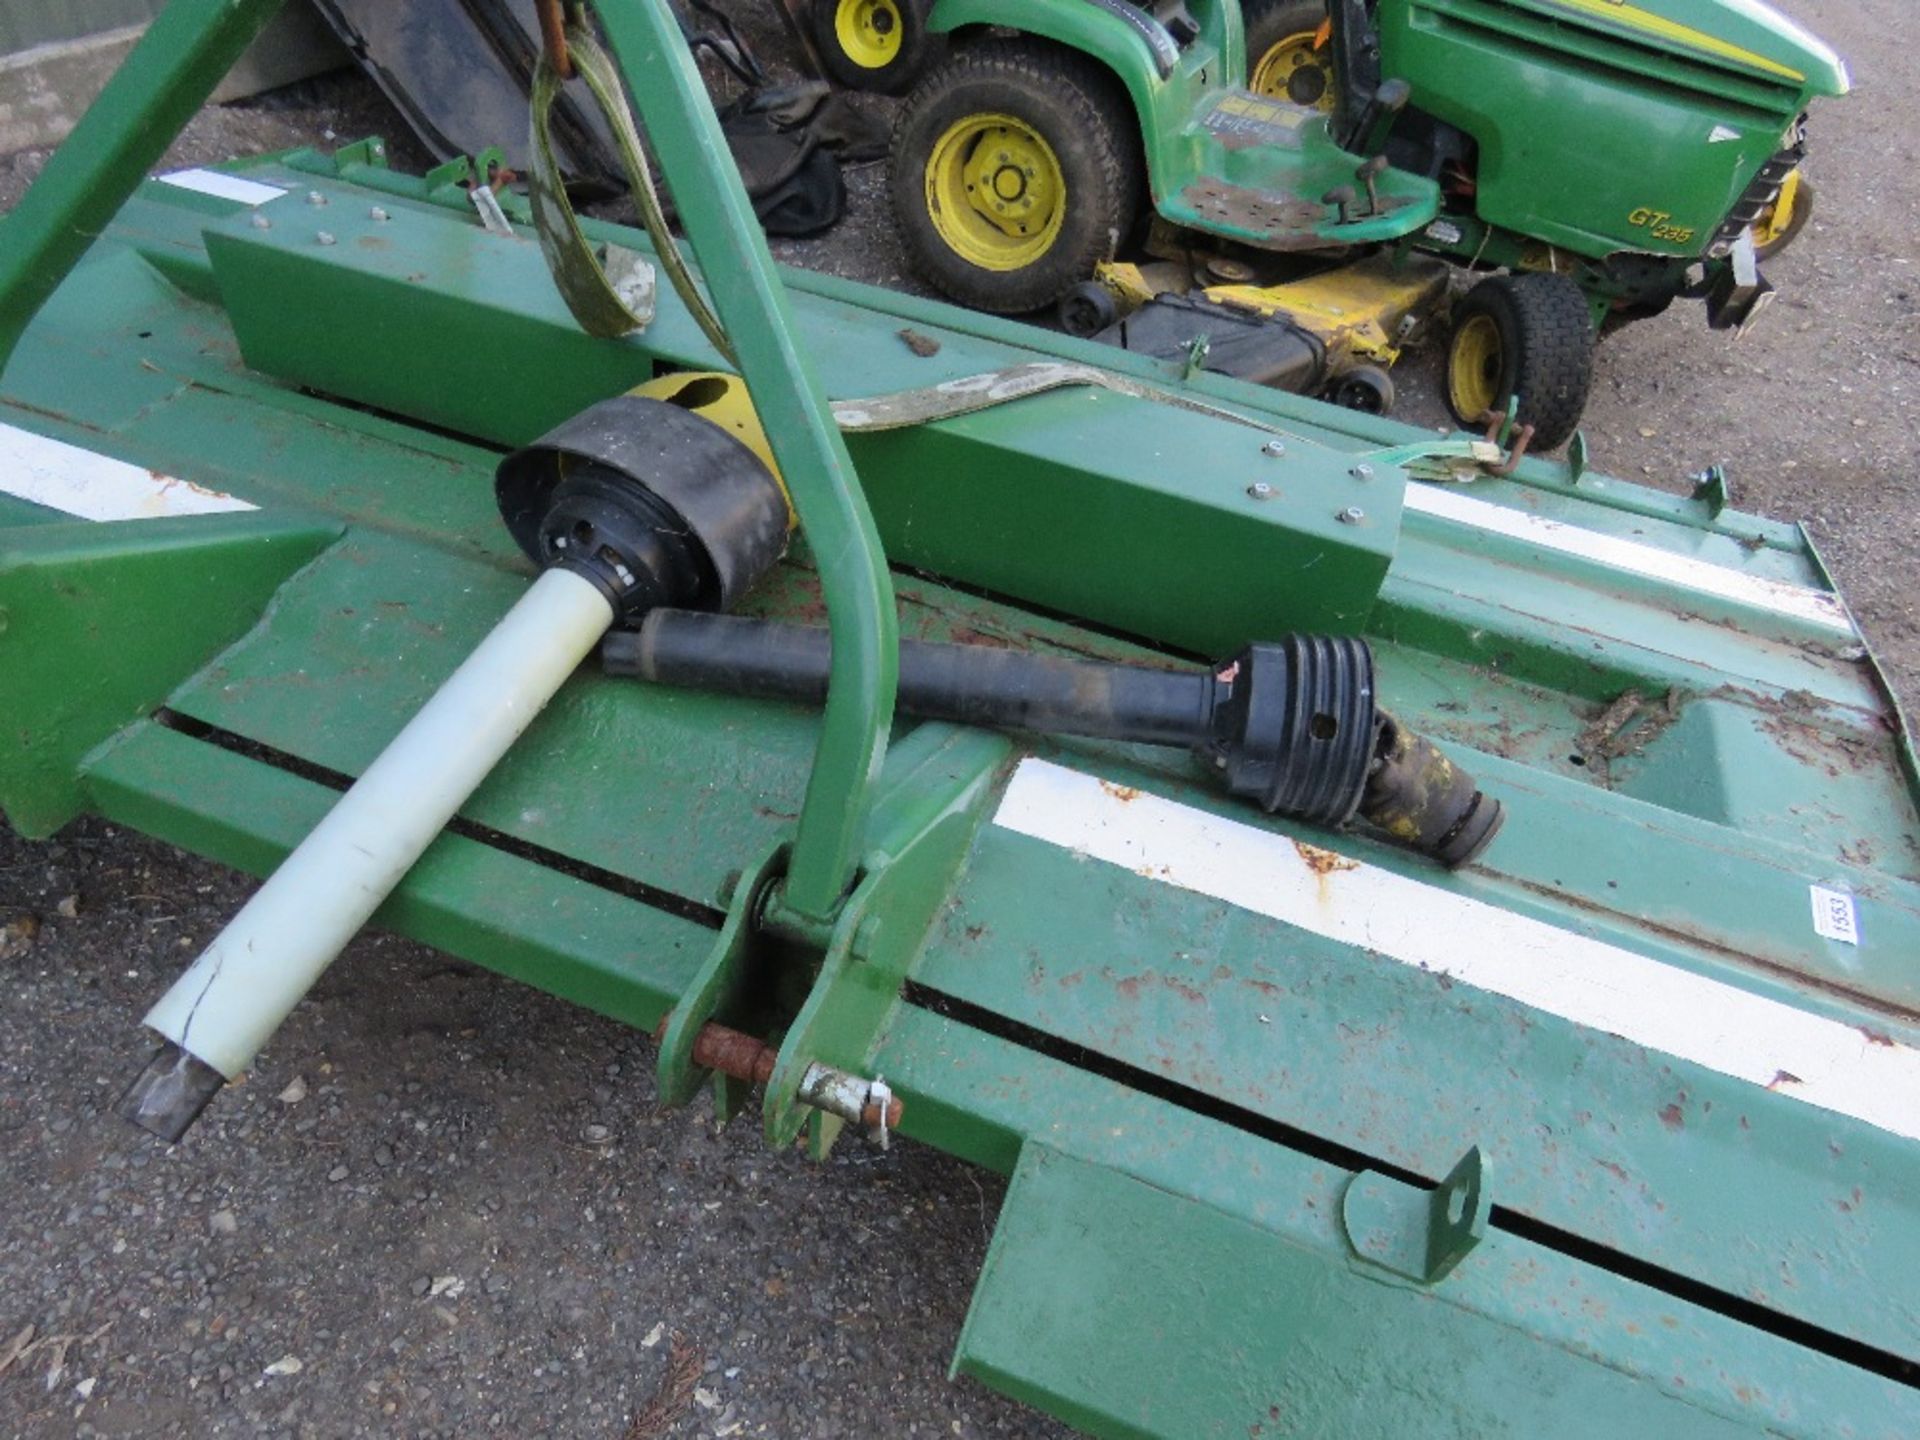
[1091,293,1326,389]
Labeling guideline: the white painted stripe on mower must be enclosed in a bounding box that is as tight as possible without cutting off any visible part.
[157,167,287,206]
[1402,483,1852,634]
[992,758,1919,1142]
[0,423,254,521]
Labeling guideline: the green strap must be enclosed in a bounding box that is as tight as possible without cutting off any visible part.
[529,27,736,362]
[830,361,1298,436]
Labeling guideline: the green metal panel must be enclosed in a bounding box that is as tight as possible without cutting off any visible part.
[965,1146,1762,1439]
[0,507,339,837]
[85,724,713,1031]
[1376,0,1838,259]
[196,179,1400,650]
[913,770,1920,1357]
[878,1010,1917,1439]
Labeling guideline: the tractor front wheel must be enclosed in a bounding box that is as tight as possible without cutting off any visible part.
[1444,273,1595,451]
[890,40,1143,314]
[1753,172,1814,261]
[812,0,937,95]
[1242,0,1335,112]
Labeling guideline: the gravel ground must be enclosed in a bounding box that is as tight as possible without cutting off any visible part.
[0,2,1913,1436]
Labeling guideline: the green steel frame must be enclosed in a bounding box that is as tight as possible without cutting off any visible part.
[1,3,1917,1436]
[0,0,897,924]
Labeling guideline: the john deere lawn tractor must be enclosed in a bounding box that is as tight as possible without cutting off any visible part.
[885,0,1847,446]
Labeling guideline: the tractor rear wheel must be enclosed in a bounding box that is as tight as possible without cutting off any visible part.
[812,0,937,95]
[890,40,1143,314]
[1445,273,1595,451]
[1242,0,1335,113]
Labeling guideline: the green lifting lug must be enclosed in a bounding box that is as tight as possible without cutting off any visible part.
[1341,1146,1493,1286]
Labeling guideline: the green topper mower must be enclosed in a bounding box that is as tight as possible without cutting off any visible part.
[5,1,1919,1436]
[880,0,1846,447]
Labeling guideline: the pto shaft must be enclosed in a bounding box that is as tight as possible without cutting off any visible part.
[122,389,794,1143]
[611,607,1209,746]
[124,568,617,1141]
[605,611,1504,866]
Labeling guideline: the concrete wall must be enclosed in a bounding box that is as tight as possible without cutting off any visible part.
[0,1,348,154]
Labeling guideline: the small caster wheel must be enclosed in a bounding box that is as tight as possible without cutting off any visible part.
[1058,280,1121,338]
[1326,363,1395,415]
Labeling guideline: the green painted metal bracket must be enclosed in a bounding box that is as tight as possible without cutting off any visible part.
[653,838,796,1115]
[0,0,288,377]
[1341,1146,1493,1286]
[0,509,341,837]
[761,722,1012,1154]
[591,0,898,924]
[654,723,1010,1151]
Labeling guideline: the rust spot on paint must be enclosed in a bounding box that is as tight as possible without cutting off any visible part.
[1292,840,1359,877]
[1099,780,1142,802]
[1595,1160,1629,1183]
[1658,1104,1684,1130]
[1859,1026,1896,1047]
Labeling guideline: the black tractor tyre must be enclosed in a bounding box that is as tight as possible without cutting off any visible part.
[889,40,1144,314]
[1241,0,1333,109]
[1445,273,1595,451]
[811,0,939,96]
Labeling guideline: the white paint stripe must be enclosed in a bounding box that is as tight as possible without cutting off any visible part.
[993,758,1919,1142]
[0,423,254,521]
[157,167,288,206]
[1403,483,1852,634]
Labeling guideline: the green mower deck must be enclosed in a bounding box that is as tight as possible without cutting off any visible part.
[2,5,1918,1436]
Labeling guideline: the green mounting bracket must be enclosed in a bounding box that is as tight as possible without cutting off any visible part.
[762,722,1011,1155]
[656,723,1009,1155]
[1341,1146,1493,1286]
[1181,334,1211,382]
[1692,464,1733,520]
[654,837,795,1116]
[1566,429,1590,484]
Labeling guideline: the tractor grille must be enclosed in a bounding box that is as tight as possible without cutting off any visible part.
[1410,0,1805,120]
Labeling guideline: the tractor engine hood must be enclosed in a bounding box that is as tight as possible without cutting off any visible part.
[1505,0,1850,98]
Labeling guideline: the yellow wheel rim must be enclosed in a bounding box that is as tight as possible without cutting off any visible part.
[1448,313,1505,420]
[1250,28,1336,112]
[1752,167,1802,250]
[923,113,1067,272]
[833,0,904,70]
